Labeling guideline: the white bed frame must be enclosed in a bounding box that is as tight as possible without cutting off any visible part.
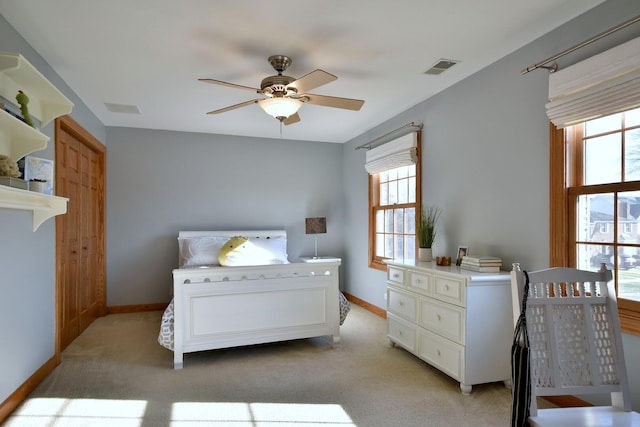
[172,230,341,369]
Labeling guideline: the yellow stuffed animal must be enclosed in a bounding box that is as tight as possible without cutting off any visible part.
[218,236,275,266]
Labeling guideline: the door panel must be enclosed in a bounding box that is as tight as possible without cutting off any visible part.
[56,116,106,352]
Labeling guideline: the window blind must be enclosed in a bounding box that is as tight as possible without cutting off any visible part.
[546,36,640,128]
[364,132,417,175]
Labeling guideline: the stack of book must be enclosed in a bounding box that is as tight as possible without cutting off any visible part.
[460,255,502,272]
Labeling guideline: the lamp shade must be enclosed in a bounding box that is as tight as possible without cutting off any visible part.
[259,97,302,119]
[305,217,326,234]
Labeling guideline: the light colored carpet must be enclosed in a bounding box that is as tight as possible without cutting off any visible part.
[4,305,536,426]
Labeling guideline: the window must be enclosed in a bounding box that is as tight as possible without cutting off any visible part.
[552,107,640,334]
[368,133,421,271]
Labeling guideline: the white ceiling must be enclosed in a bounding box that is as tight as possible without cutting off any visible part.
[0,0,604,143]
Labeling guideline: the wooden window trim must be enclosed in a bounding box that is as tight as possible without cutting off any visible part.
[550,123,640,335]
[369,132,422,271]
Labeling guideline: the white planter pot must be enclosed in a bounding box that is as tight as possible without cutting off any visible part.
[418,247,432,262]
[29,180,47,193]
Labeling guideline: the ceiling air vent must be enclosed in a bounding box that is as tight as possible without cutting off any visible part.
[104,102,141,114]
[424,59,460,75]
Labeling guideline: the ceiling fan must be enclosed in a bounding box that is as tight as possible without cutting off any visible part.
[199,55,364,125]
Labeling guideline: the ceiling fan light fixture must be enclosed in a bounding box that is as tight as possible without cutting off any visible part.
[258,97,302,119]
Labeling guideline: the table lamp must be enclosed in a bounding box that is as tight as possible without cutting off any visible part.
[305,217,326,259]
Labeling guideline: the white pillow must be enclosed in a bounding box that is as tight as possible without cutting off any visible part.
[178,236,229,267]
[249,236,289,264]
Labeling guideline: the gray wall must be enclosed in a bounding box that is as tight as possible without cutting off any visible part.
[105,127,345,306]
[3,0,640,412]
[0,16,105,404]
[342,0,640,409]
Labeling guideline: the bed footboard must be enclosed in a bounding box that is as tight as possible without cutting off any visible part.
[172,261,340,369]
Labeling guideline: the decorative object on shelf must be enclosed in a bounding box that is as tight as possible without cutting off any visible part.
[305,217,327,259]
[28,179,47,193]
[436,256,452,266]
[15,90,34,128]
[417,205,441,261]
[459,255,502,272]
[456,245,469,266]
[24,156,54,195]
[0,154,21,178]
[0,176,27,189]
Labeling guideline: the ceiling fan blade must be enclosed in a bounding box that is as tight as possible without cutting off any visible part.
[303,93,364,111]
[206,99,260,114]
[199,78,260,93]
[288,69,337,94]
[282,112,300,125]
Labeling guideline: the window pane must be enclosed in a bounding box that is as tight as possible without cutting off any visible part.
[405,235,415,261]
[626,108,640,127]
[577,193,614,243]
[408,177,415,203]
[618,190,640,244]
[394,234,404,260]
[625,128,640,181]
[397,166,409,179]
[376,210,384,232]
[388,180,398,205]
[380,182,389,205]
[585,112,622,136]
[376,233,385,257]
[405,207,416,234]
[398,177,408,204]
[394,208,404,233]
[619,270,640,301]
[584,134,621,185]
[385,234,393,258]
[583,243,614,270]
[387,168,397,181]
[385,209,393,232]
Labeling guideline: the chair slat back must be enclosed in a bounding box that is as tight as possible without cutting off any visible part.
[511,264,632,412]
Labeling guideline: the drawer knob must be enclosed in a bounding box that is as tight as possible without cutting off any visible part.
[437,349,441,357]
[437,314,442,321]
[399,301,404,306]
[399,331,403,335]
[445,284,450,291]
[393,274,400,279]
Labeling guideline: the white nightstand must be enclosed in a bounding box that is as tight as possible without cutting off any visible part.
[300,256,342,263]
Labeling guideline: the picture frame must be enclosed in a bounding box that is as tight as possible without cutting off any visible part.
[456,245,469,266]
[24,156,54,195]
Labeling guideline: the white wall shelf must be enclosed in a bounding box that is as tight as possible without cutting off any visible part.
[0,51,73,126]
[0,185,67,231]
[0,51,73,230]
[0,110,48,161]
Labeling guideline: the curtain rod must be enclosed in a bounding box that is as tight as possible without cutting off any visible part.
[355,122,423,150]
[521,14,640,75]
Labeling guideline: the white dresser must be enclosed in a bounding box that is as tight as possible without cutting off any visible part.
[385,261,513,395]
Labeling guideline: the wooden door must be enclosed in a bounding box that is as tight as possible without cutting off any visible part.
[55,116,106,353]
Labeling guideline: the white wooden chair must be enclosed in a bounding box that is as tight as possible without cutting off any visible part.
[510,263,640,427]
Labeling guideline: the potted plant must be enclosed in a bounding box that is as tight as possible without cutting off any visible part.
[417,205,441,261]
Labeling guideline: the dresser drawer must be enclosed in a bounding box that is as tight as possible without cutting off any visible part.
[387,313,416,351]
[408,270,432,296]
[417,328,464,381]
[434,275,466,306]
[418,298,465,344]
[387,266,405,285]
[387,288,417,321]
